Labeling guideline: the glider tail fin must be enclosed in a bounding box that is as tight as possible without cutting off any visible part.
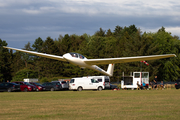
[107,64,115,76]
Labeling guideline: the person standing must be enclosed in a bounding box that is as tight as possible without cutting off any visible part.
[153,76,158,90]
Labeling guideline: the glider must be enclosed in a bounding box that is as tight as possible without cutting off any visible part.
[3,46,176,76]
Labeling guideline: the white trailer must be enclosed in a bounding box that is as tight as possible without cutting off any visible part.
[121,72,149,89]
[23,78,38,82]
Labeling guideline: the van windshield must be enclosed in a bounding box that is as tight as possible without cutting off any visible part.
[70,79,74,83]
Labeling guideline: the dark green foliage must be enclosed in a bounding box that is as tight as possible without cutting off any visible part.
[1,25,180,82]
[12,69,38,82]
[32,37,44,52]
[94,28,106,37]
[0,39,12,82]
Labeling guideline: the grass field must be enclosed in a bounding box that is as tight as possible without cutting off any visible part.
[0,89,180,120]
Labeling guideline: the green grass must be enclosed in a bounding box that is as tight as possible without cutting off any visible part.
[0,89,180,120]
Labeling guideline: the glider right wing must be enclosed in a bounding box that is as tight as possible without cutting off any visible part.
[84,54,176,65]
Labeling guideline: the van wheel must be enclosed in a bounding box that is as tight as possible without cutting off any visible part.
[51,88,55,91]
[77,87,82,91]
[98,86,102,91]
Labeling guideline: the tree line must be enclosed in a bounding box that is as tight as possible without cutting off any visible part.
[0,25,180,82]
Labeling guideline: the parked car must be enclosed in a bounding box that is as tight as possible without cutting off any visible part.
[42,82,62,91]
[175,79,180,89]
[29,82,45,91]
[110,84,119,89]
[0,82,21,92]
[51,81,69,90]
[12,81,37,92]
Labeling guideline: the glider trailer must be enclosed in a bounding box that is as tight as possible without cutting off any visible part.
[121,72,149,90]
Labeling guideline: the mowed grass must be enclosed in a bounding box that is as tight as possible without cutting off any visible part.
[0,89,180,120]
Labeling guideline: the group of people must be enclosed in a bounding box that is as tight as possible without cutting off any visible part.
[151,76,164,90]
[137,76,164,90]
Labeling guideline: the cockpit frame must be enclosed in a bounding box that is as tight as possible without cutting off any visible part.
[70,52,85,59]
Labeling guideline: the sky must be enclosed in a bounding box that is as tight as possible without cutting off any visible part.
[0,0,180,48]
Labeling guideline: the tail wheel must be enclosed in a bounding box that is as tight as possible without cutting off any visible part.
[98,86,102,91]
[77,87,82,91]
[51,88,55,91]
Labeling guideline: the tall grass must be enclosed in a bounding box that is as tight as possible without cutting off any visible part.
[0,90,180,120]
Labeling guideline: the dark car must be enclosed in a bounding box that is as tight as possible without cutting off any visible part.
[29,82,45,91]
[12,81,37,92]
[175,79,180,89]
[0,82,21,92]
[51,81,69,90]
[42,82,62,91]
[110,84,119,89]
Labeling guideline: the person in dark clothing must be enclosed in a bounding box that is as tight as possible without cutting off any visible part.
[153,76,158,90]
[137,81,143,90]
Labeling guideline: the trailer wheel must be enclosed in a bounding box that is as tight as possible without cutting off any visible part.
[77,87,82,91]
[98,86,102,91]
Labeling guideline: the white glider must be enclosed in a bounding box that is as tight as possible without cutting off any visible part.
[3,46,176,76]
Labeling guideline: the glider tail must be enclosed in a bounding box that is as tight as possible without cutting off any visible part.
[107,64,115,76]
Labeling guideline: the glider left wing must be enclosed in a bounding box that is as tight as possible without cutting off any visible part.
[3,46,67,62]
[84,54,176,65]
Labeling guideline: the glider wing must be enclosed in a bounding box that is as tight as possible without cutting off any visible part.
[3,46,67,62]
[84,54,176,65]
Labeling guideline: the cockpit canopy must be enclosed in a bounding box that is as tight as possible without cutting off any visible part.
[70,52,86,59]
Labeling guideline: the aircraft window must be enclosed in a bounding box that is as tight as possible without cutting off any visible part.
[79,54,85,59]
[70,53,78,58]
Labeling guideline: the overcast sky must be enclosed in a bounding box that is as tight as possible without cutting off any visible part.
[0,0,180,48]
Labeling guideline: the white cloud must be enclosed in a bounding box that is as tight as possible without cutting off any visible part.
[140,26,180,37]
[166,27,180,36]
[1,0,180,16]
[0,0,180,48]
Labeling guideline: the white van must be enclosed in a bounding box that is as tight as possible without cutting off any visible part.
[69,77,104,91]
[83,76,110,89]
